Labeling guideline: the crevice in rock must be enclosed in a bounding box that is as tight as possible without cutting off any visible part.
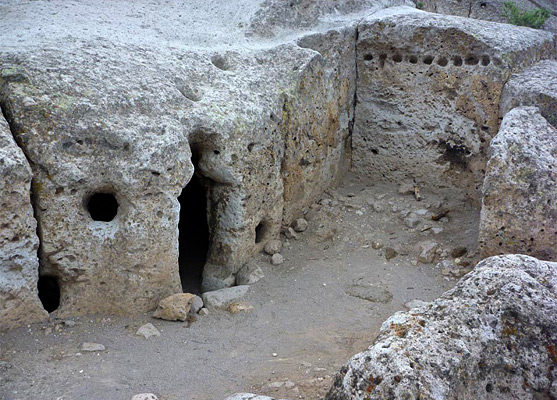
[0,97,56,313]
[349,25,359,166]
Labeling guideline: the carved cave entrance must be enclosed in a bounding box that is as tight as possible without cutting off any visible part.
[178,171,210,295]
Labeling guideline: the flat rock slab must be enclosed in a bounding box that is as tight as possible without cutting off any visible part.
[202,286,250,310]
[346,284,393,303]
[326,254,557,399]
[80,342,105,352]
[480,106,557,261]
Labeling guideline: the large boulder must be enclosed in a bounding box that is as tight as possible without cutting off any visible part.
[0,115,48,330]
[480,106,556,261]
[499,59,557,126]
[352,7,555,203]
[326,254,557,399]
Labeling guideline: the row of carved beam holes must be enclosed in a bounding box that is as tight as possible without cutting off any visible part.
[364,53,496,67]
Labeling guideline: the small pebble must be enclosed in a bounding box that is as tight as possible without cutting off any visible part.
[385,247,398,260]
[292,218,308,232]
[271,253,284,265]
[80,343,105,352]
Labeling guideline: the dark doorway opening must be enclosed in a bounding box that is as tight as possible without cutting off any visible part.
[178,173,209,294]
[37,275,60,312]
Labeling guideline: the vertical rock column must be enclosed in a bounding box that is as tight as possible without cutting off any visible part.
[0,115,48,330]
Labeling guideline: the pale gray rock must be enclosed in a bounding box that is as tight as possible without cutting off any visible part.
[480,107,557,261]
[418,241,439,264]
[353,7,555,203]
[292,218,308,232]
[202,286,250,310]
[326,255,557,399]
[404,215,420,228]
[80,342,105,352]
[0,115,48,331]
[500,60,557,126]
[190,295,204,314]
[263,240,283,255]
[198,308,209,316]
[284,227,299,240]
[135,323,161,339]
[236,262,265,285]
[271,254,285,265]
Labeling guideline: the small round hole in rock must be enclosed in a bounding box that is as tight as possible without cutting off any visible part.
[87,192,119,222]
[423,55,434,65]
[363,54,373,61]
[465,54,478,65]
[393,54,403,62]
[408,55,418,64]
[481,55,490,66]
[453,55,463,66]
[38,275,60,313]
[437,56,448,67]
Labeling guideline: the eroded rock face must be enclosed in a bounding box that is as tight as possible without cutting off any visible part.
[0,115,47,331]
[0,0,360,315]
[480,106,557,261]
[352,7,555,202]
[326,254,557,399]
[500,59,557,126]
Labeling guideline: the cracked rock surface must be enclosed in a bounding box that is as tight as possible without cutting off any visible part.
[0,114,48,331]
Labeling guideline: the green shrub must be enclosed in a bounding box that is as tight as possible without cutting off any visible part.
[502,1,551,29]
[416,1,424,9]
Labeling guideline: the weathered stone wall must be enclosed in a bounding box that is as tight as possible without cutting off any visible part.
[281,27,357,224]
[0,53,192,316]
[480,106,557,261]
[0,113,47,330]
[352,7,555,202]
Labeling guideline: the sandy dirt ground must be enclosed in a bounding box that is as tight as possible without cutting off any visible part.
[0,173,480,400]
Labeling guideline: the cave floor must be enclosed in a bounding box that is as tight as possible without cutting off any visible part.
[0,172,480,400]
